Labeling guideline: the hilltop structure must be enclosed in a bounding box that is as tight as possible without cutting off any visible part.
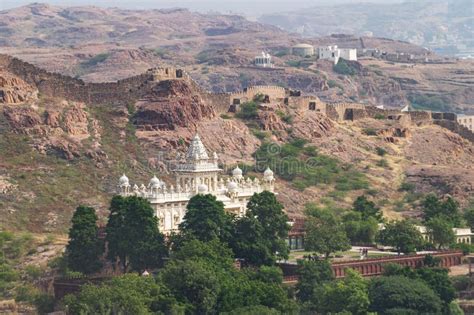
[318,45,357,64]
[118,134,275,234]
[291,43,315,57]
[457,114,474,132]
[254,51,274,68]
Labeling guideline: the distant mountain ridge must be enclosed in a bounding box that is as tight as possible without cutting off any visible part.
[259,0,473,57]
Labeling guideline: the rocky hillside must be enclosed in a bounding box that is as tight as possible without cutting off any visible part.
[1,3,472,113]
[0,55,473,233]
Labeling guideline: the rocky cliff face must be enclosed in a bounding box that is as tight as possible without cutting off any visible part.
[0,72,37,104]
[133,80,215,131]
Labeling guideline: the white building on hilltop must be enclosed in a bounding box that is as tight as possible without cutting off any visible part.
[255,51,274,68]
[118,134,275,234]
[318,45,357,64]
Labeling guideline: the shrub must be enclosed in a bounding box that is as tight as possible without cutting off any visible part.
[236,101,258,120]
[253,93,265,103]
[81,53,109,67]
[286,60,301,67]
[376,159,389,168]
[399,182,416,192]
[252,129,268,140]
[220,114,231,119]
[376,147,387,156]
[253,141,368,192]
[25,265,42,280]
[451,275,470,292]
[374,113,385,119]
[363,128,377,136]
[274,50,288,57]
[408,94,450,112]
[327,80,338,88]
[333,58,357,76]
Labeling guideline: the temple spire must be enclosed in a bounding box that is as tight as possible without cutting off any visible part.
[185,134,209,162]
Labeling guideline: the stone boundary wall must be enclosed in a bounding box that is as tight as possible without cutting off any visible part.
[279,250,463,281]
[3,55,154,105]
[326,102,366,121]
[434,120,474,143]
[230,85,286,102]
[409,111,432,123]
[290,96,326,113]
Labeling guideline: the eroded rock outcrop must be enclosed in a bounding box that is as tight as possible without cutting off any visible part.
[3,102,104,161]
[133,80,215,130]
[0,72,38,104]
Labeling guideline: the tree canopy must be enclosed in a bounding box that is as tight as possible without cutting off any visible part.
[368,275,443,314]
[231,191,290,265]
[422,194,461,226]
[319,269,369,315]
[304,204,351,258]
[65,206,103,274]
[426,216,456,249]
[352,195,382,221]
[295,259,334,303]
[105,196,167,272]
[376,220,424,254]
[179,194,233,243]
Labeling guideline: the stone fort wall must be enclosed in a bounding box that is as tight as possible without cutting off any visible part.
[2,55,472,142]
[230,85,286,103]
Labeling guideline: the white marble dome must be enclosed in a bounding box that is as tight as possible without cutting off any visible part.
[264,167,274,177]
[227,181,238,192]
[232,166,243,177]
[149,175,161,188]
[198,184,208,193]
[119,174,129,186]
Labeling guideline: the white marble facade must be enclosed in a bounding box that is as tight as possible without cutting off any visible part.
[118,134,275,234]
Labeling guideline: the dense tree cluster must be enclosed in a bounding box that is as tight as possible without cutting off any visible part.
[295,258,460,315]
[61,191,468,314]
[63,191,295,314]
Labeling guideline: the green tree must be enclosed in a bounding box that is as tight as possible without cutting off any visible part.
[463,200,474,229]
[62,273,181,315]
[376,220,424,254]
[353,195,382,221]
[382,263,456,308]
[65,206,103,274]
[106,196,167,272]
[417,267,456,307]
[368,276,443,314]
[426,216,456,249]
[304,204,351,258]
[232,191,290,265]
[319,269,369,315]
[179,194,233,243]
[295,259,333,303]
[423,194,461,226]
[342,212,378,244]
[161,259,220,314]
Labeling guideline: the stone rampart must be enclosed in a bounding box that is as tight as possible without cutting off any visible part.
[230,85,286,103]
[326,102,366,121]
[434,120,474,143]
[409,110,432,123]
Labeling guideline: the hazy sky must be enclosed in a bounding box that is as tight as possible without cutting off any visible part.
[0,0,405,16]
